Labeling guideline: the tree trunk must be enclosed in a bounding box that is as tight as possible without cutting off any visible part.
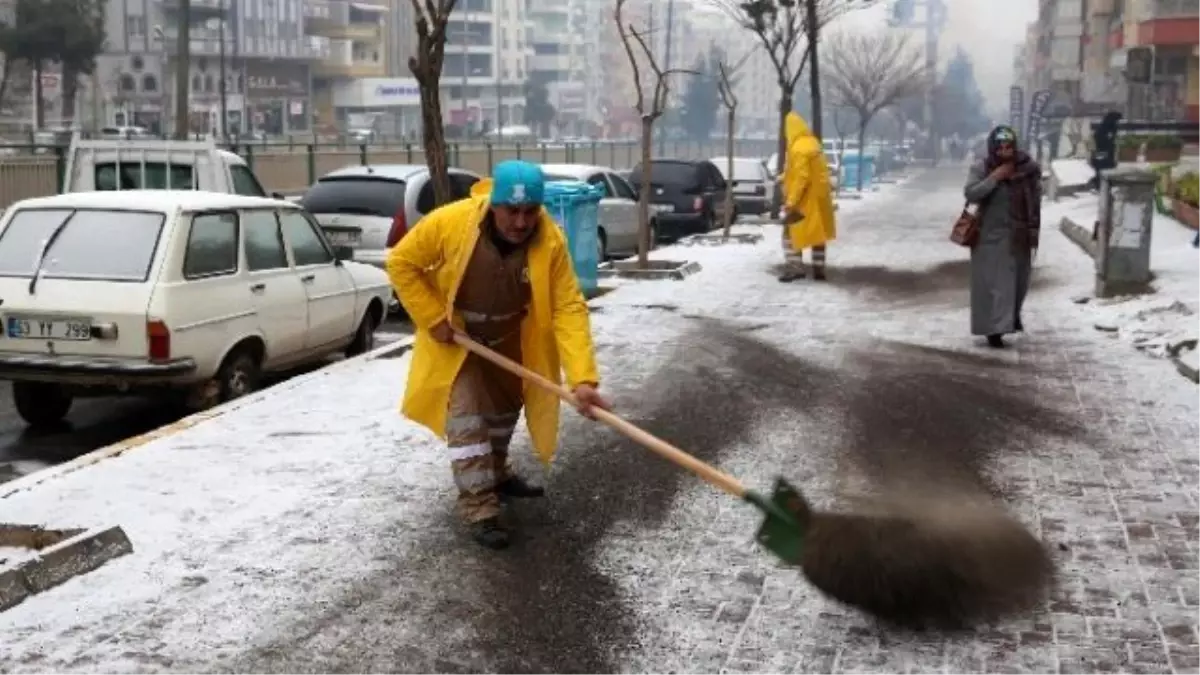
[33,62,44,129]
[804,0,822,141]
[0,58,12,114]
[174,1,192,140]
[773,89,792,219]
[418,83,452,207]
[722,105,735,238]
[61,67,78,125]
[636,116,654,268]
[856,120,869,192]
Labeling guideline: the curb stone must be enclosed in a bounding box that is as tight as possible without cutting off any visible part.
[597,259,702,281]
[1059,216,1099,258]
[0,524,133,613]
[0,334,416,500]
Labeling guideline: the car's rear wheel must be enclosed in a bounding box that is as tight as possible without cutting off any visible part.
[12,381,72,427]
[346,306,380,357]
[217,350,261,403]
[597,228,608,262]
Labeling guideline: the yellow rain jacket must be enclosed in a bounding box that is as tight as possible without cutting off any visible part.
[385,179,599,466]
[782,112,837,251]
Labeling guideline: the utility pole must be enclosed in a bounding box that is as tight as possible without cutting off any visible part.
[804,0,822,140]
[174,0,192,139]
[655,0,675,155]
[887,0,944,164]
[218,0,228,141]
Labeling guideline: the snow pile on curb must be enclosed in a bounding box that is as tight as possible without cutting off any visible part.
[1045,194,1199,379]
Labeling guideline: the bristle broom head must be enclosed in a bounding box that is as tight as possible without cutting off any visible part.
[797,495,1055,629]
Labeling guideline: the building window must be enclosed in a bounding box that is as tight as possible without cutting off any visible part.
[120,74,136,92]
[192,74,202,91]
[142,74,158,92]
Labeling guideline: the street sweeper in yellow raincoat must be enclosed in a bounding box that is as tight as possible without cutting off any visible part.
[778,111,837,282]
[386,159,609,550]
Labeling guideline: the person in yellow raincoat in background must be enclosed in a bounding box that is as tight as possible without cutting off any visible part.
[387,160,611,550]
[778,111,837,282]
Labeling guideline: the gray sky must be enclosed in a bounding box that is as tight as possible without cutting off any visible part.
[838,0,1040,111]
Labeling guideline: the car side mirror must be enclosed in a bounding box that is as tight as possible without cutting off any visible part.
[333,245,354,262]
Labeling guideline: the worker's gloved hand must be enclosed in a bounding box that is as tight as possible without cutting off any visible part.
[571,383,612,420]
[429,320,456,344]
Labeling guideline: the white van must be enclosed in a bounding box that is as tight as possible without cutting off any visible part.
[61,134,275,198]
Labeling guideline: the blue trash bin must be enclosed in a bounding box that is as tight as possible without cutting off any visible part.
[840,153,877,191]
[542,180,603,295]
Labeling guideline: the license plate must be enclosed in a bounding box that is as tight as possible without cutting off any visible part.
[652,203,674,214]
[324,229,362,246]
[6,316,92,341]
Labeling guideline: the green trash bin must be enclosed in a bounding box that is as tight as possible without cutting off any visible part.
[542,180,603,295]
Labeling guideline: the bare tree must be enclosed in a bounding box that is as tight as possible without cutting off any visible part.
[615,0,694,268]
[408,0,457,207]
[714,48,755,238]
[710,0,855,175]
[823,31,925,191]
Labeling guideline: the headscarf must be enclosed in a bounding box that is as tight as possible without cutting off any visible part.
[984,125,1035,174]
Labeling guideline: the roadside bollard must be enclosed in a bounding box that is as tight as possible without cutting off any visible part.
[1095,167,1157,298]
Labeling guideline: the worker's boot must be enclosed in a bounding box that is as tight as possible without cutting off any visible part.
[498,474,545,500]
[470,517,510,550]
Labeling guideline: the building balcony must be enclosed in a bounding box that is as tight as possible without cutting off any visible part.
[155,0,228,17]
[308,22,381,40]
[304,0,386,38]
[313,57,385,78]
[1142,0,1196,20]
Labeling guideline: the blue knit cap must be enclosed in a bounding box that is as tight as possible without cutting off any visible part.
[490,160,545,206]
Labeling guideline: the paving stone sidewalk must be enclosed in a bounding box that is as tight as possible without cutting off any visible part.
[0,167,1195,674]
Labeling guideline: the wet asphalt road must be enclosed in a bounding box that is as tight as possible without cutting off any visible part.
[0,316,414,485]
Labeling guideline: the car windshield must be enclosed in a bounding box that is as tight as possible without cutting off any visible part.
[712,159,763,181]
[0,208,166,281]
[629,161,697,185]
[301,177,407,218]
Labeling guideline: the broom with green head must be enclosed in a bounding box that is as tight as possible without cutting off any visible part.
[454,333,1055,628]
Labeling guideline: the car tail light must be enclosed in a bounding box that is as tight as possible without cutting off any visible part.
[692,197,703,212]
[386,208,408,247]
[147,320,171,362]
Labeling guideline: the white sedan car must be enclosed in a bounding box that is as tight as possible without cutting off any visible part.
[0,190,392,427]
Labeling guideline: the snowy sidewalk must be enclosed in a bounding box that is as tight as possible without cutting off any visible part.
[0,168,1196,673]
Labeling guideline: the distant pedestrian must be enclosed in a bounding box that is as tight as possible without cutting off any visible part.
[1088,110,1122,191]
[964,125,1042,348]
[778,112,836,282]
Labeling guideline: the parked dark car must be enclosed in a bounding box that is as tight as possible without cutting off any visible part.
[627,159,731,240]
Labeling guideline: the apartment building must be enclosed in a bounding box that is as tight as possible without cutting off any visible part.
[1024,0,1198,121]
[85,0,319,135]
[1104,0,1198,121]
[529,0,589,135]
[307,0,389,132]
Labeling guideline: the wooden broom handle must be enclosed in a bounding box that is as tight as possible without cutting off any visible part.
[453,333,747,499]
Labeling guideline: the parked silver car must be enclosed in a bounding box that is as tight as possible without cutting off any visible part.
[710,156,775,216]
[299,164,483,311]
[540,163,651,260]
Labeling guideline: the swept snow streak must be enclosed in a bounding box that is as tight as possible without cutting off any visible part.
[0,168,1196,673]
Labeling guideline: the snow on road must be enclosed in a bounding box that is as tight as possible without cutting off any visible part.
[0,168,1196,673]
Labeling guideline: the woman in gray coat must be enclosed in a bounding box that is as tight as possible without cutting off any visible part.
[964,126,1042,348]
